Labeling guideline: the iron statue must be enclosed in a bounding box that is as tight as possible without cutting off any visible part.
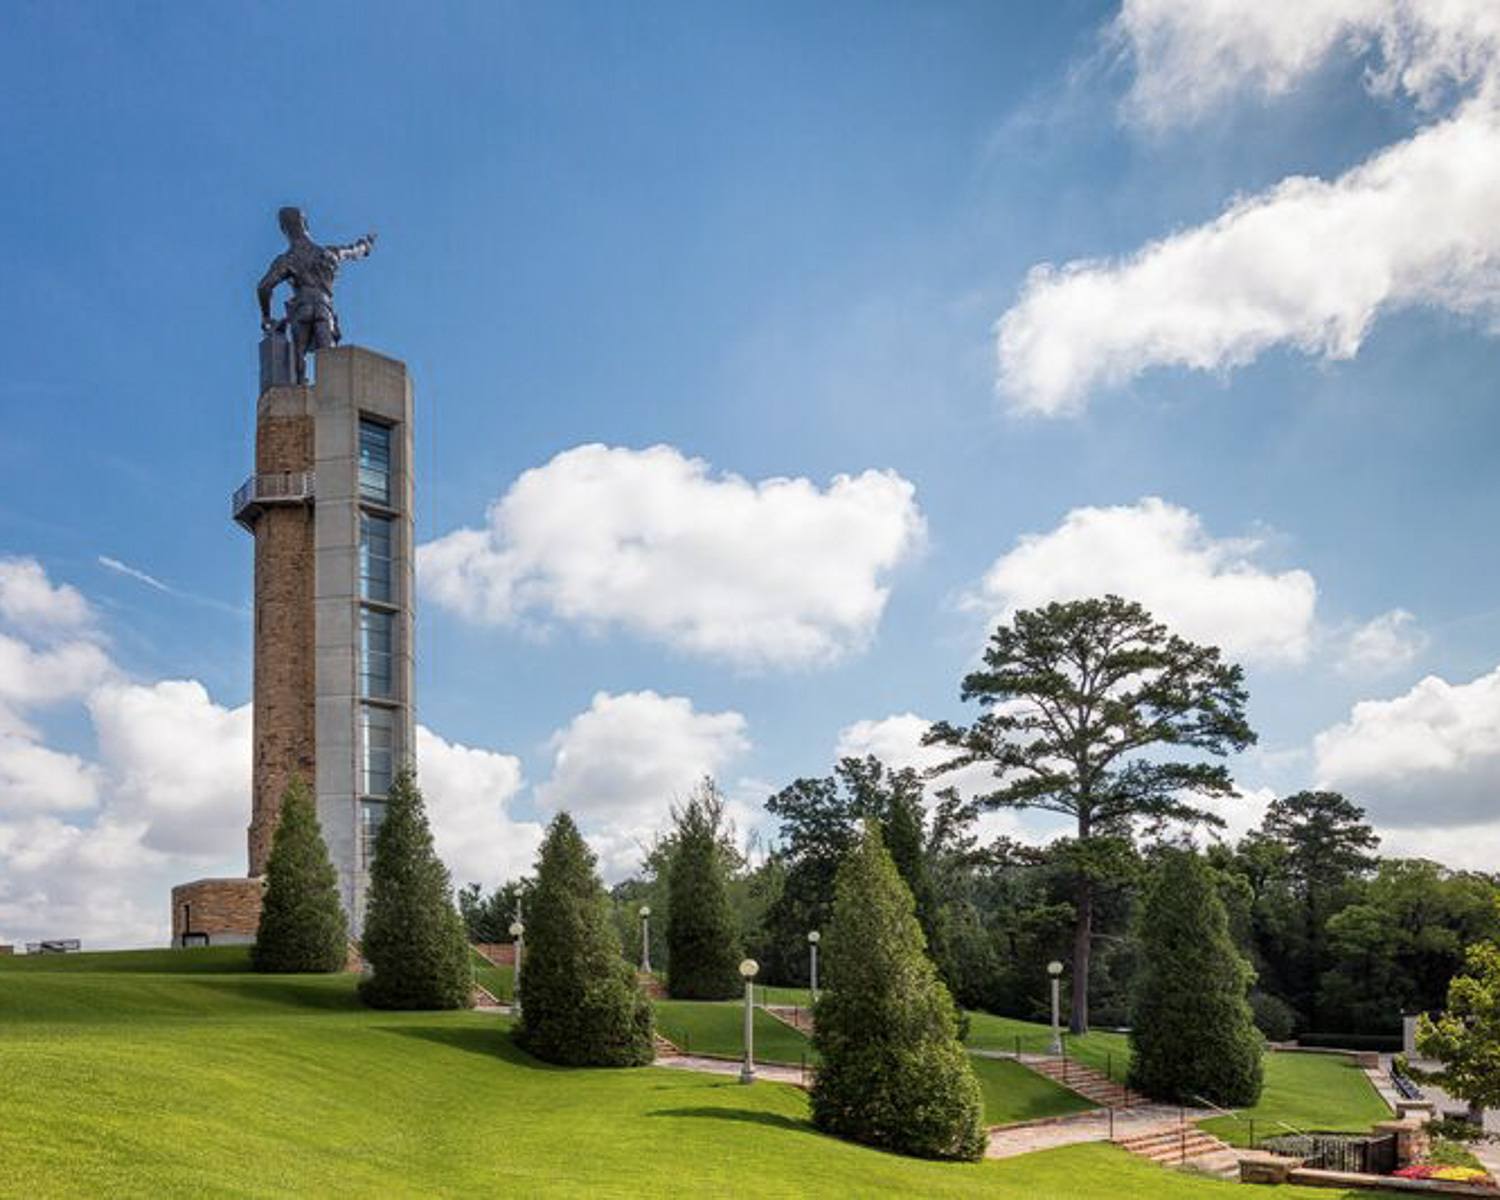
[256,207,375,386]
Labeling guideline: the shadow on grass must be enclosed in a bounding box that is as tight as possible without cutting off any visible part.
[187,976,364,1012]
[378,1023,600,1073]
[647,1106,814,1135]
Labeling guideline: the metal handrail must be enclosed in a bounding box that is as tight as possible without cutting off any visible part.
[231,471,316,525]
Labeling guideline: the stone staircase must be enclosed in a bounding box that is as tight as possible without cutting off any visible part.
[763,1005,814,1035]
[1113,1124,1241,1178]
[653,1032,681,1058]
[1023,1055,1147,1109]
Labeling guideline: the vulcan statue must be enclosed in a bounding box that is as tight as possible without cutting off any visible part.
[256,207,376,385]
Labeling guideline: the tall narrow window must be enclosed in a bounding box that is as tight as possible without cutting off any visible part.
[360,608,394,698]
[360,512,394,603]
[359,419,392,504]
[360,799,388,869]
[361,705,395,797]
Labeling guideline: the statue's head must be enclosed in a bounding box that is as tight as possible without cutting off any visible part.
[277,206,308,241]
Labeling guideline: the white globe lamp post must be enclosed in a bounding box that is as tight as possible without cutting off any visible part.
[738,958,760,1084]
[510,919,526,1017]
[807,930,821,1003]
[1047,960,1064,1056]
[638,904,652,974]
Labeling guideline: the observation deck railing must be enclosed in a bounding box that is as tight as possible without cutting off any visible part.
[231,471,315,529]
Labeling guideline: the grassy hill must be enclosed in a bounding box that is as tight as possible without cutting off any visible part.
[0,949,1384,1197]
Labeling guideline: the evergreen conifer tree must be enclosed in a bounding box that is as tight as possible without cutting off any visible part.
[810,822,986,1162]
[359,768,472,1010]
[666,780,741,999]
[251,775,349,973]
[517,812,654,1066]
[1128,849,1264,1106]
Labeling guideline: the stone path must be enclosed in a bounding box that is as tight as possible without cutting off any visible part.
[984,1103,1211,1160]
[653,1053,810,1087]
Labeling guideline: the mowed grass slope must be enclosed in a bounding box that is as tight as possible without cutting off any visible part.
[962,1009,1390,1144]
[0,950,1381,1198]
[1201,1051,1392,1146]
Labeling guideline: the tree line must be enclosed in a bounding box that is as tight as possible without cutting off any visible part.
[468,596,1499,1044]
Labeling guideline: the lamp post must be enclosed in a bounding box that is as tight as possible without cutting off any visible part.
[510,919,526,1017]
[639,904,652,974]
[807,930,820,1003]
[1047,960,1064,1055]
[738,958,759,1084]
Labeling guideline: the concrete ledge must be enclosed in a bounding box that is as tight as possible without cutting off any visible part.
[1289,1168,1497,1195]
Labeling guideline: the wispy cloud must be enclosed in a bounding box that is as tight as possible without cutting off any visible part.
[98,556,169,593]
[97,556,247,617]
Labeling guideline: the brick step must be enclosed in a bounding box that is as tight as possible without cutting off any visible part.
[1115,1129,1233,1165]
[653,1033,680,1056]
[1024,1058,1148,1107]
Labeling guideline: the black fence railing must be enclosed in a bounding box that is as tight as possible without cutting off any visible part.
[1261,1132,1398,1175]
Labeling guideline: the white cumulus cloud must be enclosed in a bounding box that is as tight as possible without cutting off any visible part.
[970,497,1317,664]
[997,1,1500,414]
[417,444,925,670]
[0,557,94,634]
[1314,664,1500,827]
[416,725,540,890]
[534,690,750,877]
[1339,608,1428,674]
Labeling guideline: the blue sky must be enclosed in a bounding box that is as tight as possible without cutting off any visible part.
[3,1,1499,945]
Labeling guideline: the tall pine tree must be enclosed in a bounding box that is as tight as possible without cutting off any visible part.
[359,768,472,1010]
[252,776,348,973]
[666,779,741,999]
[1129,849,1264,1106]
[811,822,986,1162]
[517,813,654,1066]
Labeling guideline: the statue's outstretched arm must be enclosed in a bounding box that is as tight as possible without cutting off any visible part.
[330,233,377,262]
[256,257,291,328]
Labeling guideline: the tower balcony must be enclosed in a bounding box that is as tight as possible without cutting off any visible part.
[232,471,316,531]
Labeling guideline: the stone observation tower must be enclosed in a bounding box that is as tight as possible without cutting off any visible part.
[171,211,413,945]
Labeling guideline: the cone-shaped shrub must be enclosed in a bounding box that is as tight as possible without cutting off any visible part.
[517,813,654,1066]
[359,768,472,1010]
[252,776,348,973]
[667,782,741,999]
[1128,850,1264,1106]
[810,822,986,1162]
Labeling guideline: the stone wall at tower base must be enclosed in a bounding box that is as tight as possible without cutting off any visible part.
[170,878,265,948]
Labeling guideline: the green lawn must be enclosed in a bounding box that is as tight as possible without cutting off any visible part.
[469,949,514,1002]
[971,1055,1096,1125]
[0,949,1389,1198]
[654,998,816,1069]
[1200,1051,1392,1147]
[963,1010,1132,1081]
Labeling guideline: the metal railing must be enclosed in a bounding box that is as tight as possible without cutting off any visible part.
[231,471,316,525]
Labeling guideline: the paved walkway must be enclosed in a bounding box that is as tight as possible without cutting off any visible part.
[653,1053,809,1087]
[1394,1055,1500,1178]
[984,1104,1210,1160]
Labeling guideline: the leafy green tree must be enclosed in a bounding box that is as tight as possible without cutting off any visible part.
[1254,791,1378,1023]
[1128,850,1263,1106]
[811,823,986,1162]
[927,596,1256,1032]
[1415,912,1500,1117]
[516,813,654,1067]
[1320,860,1500,1032]
[458,878,532,943]
[762,756,934,983]
[359,769,472,1010]
[251,776,348,973]
[666,779,742,999]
